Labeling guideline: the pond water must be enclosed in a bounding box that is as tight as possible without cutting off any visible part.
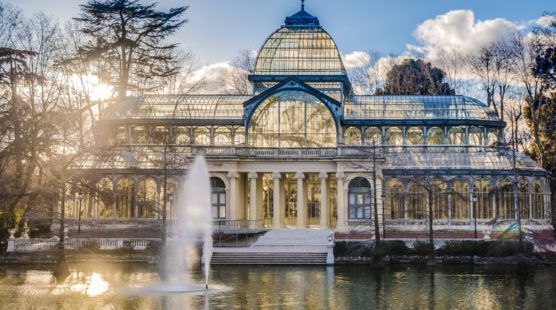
[0,263,555,309]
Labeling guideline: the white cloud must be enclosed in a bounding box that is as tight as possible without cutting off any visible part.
[537,15,556,28]
[189,62,235,94]
[411,10,518,61]
[343,51,371,69]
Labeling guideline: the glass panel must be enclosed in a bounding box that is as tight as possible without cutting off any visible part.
[248,90,337,147]
[406,127,423,145]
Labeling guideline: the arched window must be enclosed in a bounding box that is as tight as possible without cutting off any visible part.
[427,127,444,145]
[116,126,128,145]
[432,179,448,219]
[407,181,425,219]
[152,126,169,144]
[496,179,513,219]
[211,177,226,219]
[488,129,499,146]
[532,181,544,219]
[473,179,492,219]
[344,127,362,145]
[451,180,469,219]
[174,126,190,145]
[248,91,337,147]
[364,127,381,145]
[97,178,113,219]
[194,127,211,145]
[138,178,157,218]
[348,177,371,219]
[385,127,403,146]
[469,127,484,146]
[116,178,133,218]
[518,180,529,219]
[406,127,423,145]
[234,127,245,145]
[448,127,465,145]
[386,179,404,219]
[132,126,148,144]
[214,127,232,145]
[162,178,179,219]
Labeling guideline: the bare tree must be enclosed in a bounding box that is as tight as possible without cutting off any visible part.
[434,46,468,95]
[221,49,255,95]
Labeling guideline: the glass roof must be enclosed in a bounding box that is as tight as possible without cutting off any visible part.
[344,96,501,122]
[386,151,544,171]
[105,95,250,120]
[253,27,346,76]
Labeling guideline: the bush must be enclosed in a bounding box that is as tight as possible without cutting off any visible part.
[413,241,434,256]
[380,240,411,255]
[435,240,534,257]
[334,241,374,257]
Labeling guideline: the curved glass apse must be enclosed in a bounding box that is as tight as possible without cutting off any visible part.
[248,91,337,147]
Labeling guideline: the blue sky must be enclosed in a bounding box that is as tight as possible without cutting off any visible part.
[7,0,554,65]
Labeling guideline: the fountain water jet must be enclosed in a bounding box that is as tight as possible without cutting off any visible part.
[133,155,214,294]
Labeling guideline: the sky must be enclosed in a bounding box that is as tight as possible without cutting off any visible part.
[5,0,555,94]
[7,0,554,64]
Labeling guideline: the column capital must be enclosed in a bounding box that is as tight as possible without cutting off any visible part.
[336,172,345,180]
[295,172,305,180]
[248,172,258,179]
[272,172,281,180]
[227,171,239,179]
[319,172,328,180]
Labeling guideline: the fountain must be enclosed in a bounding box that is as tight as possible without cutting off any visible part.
[133,155,214,294]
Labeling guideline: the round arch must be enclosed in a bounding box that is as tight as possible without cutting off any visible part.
[247,90,338,148]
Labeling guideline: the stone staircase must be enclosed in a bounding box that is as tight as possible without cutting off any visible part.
[211,229,332,265]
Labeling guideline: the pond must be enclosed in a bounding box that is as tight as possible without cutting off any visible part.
[0,263,555,309]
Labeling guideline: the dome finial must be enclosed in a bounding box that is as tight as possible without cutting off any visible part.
[301,0,305,11]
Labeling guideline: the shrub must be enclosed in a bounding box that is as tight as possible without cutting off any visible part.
[380,240,411,255]
[413,241,434,256]
[333,241,374,257]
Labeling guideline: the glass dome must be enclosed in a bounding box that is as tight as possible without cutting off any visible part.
[253,9,346,76]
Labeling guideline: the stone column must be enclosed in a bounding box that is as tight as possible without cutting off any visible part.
[272,172,282,228]
[228,172,239,221]
[295,172,306,228]
[336,172,346,231]
[320,172,329,229]
[248,172,258,228]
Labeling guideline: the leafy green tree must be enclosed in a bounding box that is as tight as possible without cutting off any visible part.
[74,0,188,101]
[375,59,455,95]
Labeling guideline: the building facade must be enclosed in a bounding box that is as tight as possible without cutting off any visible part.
[65,5,552,235]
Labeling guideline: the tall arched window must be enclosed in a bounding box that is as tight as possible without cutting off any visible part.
[348,177,371,219]
[234,127,245,145]
[451,180,469,219]
[474,179,492,219]
[432,179,448,219]
[497,179,513,219]
[248,91,337,147]
[194,127,211,145]
[469,127,484,145]
[116,178,133,218]
[97,178,114,219]
[407,181,425,219]
[211,177,226,219]
[152,126,169,144]
[487,129,499,146]
[532,181,544,219]
[138,178,157,218]
[518,180,529,219]
[386,179,404,219]
[214,127,232,145]
[132,126,148,144]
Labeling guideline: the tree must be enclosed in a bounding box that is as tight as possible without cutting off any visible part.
[375,59,455,95]
[74,0,188,101]
[221,49,256,94]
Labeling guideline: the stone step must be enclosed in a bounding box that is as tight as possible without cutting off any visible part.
[211,252,327,265]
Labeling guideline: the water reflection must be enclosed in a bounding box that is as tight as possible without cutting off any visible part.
[0,263,555,309]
